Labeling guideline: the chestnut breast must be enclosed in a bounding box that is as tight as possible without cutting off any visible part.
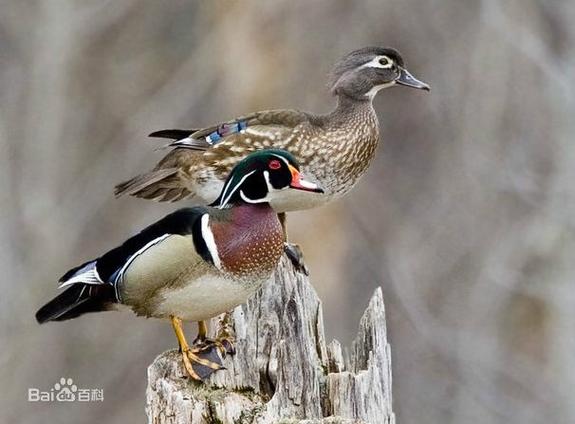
[210,204,285,280]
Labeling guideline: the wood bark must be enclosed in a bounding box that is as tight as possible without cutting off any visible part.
[146,257,395,424]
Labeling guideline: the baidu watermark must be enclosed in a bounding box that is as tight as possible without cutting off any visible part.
[28,377,104,402]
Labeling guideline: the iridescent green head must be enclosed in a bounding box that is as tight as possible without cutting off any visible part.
[211,149,323,208]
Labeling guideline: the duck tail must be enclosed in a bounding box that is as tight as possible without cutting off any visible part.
[35,284,115,324]
[114,168,192,202]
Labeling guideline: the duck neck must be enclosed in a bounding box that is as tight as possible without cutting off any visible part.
[329,93,377,125]
[226,202,277,227]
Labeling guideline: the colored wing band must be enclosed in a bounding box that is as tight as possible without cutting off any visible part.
[204,120,248,145]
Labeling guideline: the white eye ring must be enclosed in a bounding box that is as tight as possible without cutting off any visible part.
[360,56,394,70]
[378,56,394,69]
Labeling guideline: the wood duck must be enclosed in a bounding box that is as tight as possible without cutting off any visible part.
[36,149,323,381]
[115,46,429,270]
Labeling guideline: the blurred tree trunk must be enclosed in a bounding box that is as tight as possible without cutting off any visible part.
[146,258,394,424]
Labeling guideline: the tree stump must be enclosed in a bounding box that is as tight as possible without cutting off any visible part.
[146,257,395,424]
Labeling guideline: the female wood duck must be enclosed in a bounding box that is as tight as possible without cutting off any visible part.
[115,46,429,270]
[36,149,323,381]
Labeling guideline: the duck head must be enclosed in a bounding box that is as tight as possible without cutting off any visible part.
[330,46,430,100]
[212,149,323,208]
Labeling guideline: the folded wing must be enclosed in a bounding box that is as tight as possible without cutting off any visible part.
[115,109,312,202]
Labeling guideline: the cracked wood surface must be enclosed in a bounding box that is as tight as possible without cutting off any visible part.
[146,257,395,424]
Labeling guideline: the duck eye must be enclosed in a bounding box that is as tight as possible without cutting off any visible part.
[379,57,390,67]
[268,159,281,170]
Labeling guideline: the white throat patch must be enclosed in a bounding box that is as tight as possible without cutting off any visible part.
[365,81,396,99]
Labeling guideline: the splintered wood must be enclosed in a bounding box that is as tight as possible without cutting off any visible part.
[146,257,395,424]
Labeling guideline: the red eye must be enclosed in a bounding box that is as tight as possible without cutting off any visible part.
[269,160,281,170]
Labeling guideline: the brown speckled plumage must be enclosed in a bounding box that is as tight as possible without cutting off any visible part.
[115,47,428,210]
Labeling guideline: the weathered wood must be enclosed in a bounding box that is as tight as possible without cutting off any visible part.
[146,257,395,424]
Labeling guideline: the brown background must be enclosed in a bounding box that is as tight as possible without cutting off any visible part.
[1,0,574,423]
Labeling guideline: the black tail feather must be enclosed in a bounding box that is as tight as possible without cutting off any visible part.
[36,284,116,324]
[148,129,196,140]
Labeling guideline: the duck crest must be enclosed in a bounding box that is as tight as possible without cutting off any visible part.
[210,204,284,279]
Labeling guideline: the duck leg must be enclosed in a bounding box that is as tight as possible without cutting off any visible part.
[192,320,208,344]
[192,319,235,354]
[278,212,309,275]
[170,316,224,381]
[214,311,236,355]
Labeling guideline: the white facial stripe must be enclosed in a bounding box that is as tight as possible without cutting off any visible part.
[241,168,287,204]
[263,170,275,192]
[219,170,256,207]
[201,214,222,269]
[365,81,396,98]
[239,190,266,204]
[359,55,395,70]
[269,153,319,190]
[218,166,243,206]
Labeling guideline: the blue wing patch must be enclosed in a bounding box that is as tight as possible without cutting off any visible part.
[205,120,247,145]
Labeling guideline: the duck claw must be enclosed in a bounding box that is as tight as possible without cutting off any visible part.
[181,343,225,381]
[284,242,309,275]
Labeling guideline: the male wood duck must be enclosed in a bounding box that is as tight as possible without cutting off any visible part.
[36,150,323,381]
[115,46,429,270]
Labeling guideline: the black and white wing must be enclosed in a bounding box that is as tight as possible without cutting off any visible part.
[36,207,212,323]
